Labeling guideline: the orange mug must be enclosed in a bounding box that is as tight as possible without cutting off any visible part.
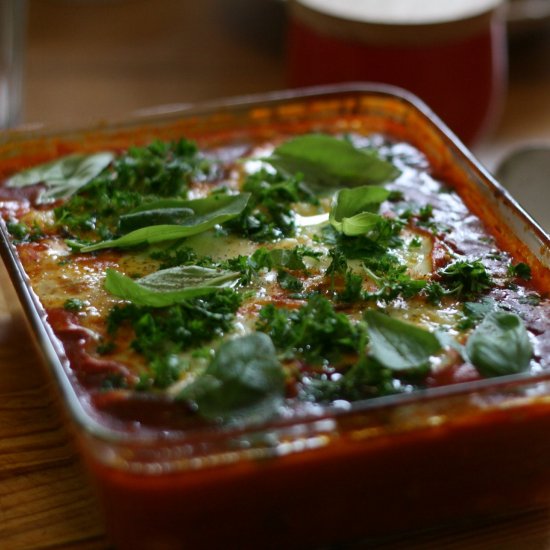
[287,0,507,145]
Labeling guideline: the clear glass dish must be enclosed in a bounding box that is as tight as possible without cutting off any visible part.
[0,83,548,549]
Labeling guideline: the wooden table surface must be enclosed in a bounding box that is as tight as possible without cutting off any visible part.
[1,1,550,548]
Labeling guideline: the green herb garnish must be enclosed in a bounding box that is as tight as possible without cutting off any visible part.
[466,311,533,377]
[7,152,114,204]
[266,134,399,188]
[507,262,532,280]
[364,310,441,373]
[227,168,317,242]
[439,259,493,298]
[107,289,242,388]
[257,295,366,365]
[53,139,212,239]
[177,333,285,423]
[63,298,86,312]
[329,185,391,236]
[105,265,240,307]
[81,193,250,252]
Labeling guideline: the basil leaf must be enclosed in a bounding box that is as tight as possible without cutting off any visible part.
[266,134,399,188]
[332,211,384,237]
[7,152,114,204]
[81,193,250,252]
[463,298,497,323]
[330,185,391,236]
[104,266,240,307]
[128,195,248,216]
[466,311,533,377]
[81,225,210,252]
[365,310,441,371]
[118,207,195,233]
[125,198,196,213]
[177,332,285,423]
[458,297,498,329]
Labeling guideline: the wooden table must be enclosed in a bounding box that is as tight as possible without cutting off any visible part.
[1,1,549,547]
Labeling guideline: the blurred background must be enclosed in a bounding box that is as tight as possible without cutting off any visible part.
[18,0,550,171]
[24,0,287,124]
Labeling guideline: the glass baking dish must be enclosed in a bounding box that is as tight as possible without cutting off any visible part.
[0,84,549,549]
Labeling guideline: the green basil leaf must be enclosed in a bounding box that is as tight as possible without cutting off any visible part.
[462,298,497,323]
[118,207,195,233]
[466,311,533,377]
[128,195,249,216]
[365,310,441,371]
[81,193,250,252]
[331,185,391,219]
[177,332,285,423]
[332,211,384,237]
[7,152,114,204]
[329,185,391,236]
[266,134,399,188]
[104,266,240,307]
[81,225,210,252]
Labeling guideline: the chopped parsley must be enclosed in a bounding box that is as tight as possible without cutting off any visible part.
[150,244,211,269]
[300,359,395,403]
[227,168,318,241]
[106,288,241,389]
[337,271,363,303]
[277,270,303,292]
[54,139,214,240]
[63,298,86,312]
[256,295,367,366]
[438,259,493,299]
[5,220,44,243]
[221,245,319,286]
[362,253,426,302]
[507,262,532,280]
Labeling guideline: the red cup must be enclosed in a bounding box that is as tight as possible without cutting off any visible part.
[287,0,507,145]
